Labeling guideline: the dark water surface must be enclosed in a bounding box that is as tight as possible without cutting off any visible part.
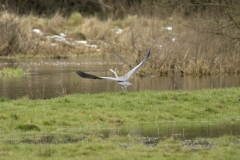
[0,56,240,99]
[61,121,240,139]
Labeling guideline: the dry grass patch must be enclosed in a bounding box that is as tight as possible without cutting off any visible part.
[0,12,33,56]
[67,32,86,40]
[103,13,240,75]
[81,17,112,40]
[42,12,68,35]
[0,10,239,74]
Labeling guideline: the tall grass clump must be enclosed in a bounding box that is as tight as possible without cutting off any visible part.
[42,12,69,36]
[0,12,33,56]
[81,17,112,40]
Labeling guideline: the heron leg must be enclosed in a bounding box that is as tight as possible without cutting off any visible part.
[109,69,118,78]
[120,86,125,92]
[121,86,128,92]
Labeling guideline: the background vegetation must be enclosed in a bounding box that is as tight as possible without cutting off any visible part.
[0,0,239,75]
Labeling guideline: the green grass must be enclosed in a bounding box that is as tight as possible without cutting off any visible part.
[0,67,25,76]
[0,88,240,159]
[0,134,239,160]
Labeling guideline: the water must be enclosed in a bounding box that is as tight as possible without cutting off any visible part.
[0,56,240,99]
[62,121,240,140]
[2,121,240,145]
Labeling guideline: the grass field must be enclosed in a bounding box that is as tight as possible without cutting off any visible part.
[0,87,240,159]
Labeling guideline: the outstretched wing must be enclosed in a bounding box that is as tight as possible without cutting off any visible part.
[119,47,151,81]
[76,71,122,82]
[76,71,102,79]
[76,46,152,82]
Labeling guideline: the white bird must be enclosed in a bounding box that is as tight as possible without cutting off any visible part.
[76,47,151,91]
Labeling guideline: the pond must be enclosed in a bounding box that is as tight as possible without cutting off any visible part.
[0,56,240,99]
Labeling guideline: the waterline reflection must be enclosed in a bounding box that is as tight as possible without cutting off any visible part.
[0,57,240,99]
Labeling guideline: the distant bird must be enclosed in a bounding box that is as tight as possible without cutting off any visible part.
[76,47,151,91]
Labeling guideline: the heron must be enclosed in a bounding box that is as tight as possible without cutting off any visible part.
[76,47,151,91]
[108,68,131,91]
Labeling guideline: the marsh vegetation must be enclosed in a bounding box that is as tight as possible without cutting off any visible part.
[0,1,240,75]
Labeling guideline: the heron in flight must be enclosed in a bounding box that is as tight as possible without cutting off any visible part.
[76,47,151,91]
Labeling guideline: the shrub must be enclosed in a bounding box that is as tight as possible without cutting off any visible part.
[68,12,83,25]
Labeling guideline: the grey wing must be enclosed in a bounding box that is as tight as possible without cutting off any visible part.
[76,46,151,82]
[121,47,151,81]
[76,71,122,81]
[99,76,124,81]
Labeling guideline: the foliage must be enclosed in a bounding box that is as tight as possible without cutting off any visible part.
[68,12,83,25]
[0,67,25,76]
